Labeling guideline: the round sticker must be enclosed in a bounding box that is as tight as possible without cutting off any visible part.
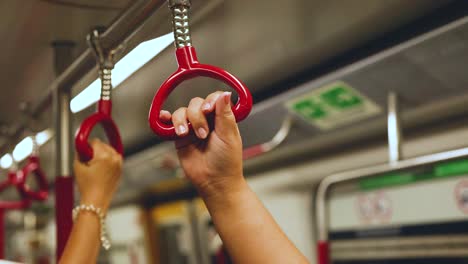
[374,192,392,222]
[356,195,374,223]
[454,180,468,214]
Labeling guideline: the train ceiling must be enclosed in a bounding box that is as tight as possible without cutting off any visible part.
[0,0,132,144]
[0,0,464,204]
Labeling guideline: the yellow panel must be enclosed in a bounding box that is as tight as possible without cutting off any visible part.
[151,201,188,221]
[149,178,190,194]
[194,198,209,216]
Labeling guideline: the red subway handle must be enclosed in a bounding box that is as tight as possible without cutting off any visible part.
[75,100,123,162]
[148,46,253,140]
[0,180,10,193]
[0,172,32,210]
[19,155,49,201]
[0,198,31,210]
[317,241,330,264]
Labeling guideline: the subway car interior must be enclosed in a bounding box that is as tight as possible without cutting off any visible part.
[0,0,468,263]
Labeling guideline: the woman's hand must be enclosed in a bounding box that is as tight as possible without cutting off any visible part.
[74,139,123,213]
[160,91,245,198]
[161,92,309,264]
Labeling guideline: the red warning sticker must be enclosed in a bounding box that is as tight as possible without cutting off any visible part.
[355,192,393,224]
[356,194,374,223]
[374,191,392,223]
[454,180,468,215]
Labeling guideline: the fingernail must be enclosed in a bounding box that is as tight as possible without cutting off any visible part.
[223,92,232,104]
[202,103,211,111]
[178,125,187,135]
[198,128,207,139]
[160,110,168,117]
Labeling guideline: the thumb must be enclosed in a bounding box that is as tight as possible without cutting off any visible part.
[214,92,238,139]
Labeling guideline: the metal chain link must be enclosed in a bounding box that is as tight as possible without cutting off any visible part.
[100,67,113,101]
[87,29,115,101]
[171,5,192,48]
[31,134,39,156]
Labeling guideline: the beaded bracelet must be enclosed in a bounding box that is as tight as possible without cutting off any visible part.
[72,204,111,250]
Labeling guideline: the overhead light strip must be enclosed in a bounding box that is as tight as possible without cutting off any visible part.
[70,33,174,113]
[1,34,174,168]
[0,154,13,169]
[0,129,56,170]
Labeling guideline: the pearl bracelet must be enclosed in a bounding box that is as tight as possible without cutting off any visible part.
[72,204,111,250]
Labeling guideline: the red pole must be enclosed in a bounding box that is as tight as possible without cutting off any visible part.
[0,209,4,259]
[317,241,330,264]
[52,41,75,261]
[55,176,74,261]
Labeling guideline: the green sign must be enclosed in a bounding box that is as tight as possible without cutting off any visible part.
[358,159,468,191]
[286,81,381,130]
[435,159,468,177]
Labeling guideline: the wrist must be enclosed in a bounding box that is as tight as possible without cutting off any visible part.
[80,195,111,214]
[198,175,248,206]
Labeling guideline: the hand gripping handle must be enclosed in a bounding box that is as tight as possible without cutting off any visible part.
[75,100,123,162]
[148,46,253,139]
[19,155,49,201]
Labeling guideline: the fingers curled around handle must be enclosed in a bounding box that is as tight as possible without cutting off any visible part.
[75,113,123,163]
[172,107,189,137]
[187,97,209,139]
[148,51,253,140]
[214,92,240,140]
[202,91,224,114]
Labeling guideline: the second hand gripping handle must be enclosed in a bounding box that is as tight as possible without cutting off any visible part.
[75,100,123,162]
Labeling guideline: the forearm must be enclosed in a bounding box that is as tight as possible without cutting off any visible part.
[59,212,101,264]
[202,179,308,264]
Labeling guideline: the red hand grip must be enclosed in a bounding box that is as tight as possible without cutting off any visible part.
[317,241,330,264]
[0,198,31,210]
[243,145,267,160]
[19,155,49,201]
[148,46,253,139]
[75,100,123,162]
[0,181,10,193]
[0,171,32,210]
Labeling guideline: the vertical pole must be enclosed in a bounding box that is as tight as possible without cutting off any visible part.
[0,209,4,259]
[387,91,403,164]
[52,41,75,261]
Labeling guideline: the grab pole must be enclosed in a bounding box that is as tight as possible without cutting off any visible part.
[52,41,75,261]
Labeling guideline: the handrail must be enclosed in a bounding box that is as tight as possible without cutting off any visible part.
[315,91,404,264]
[387,92,403,163]
[314,146,468,264]
[313,91,465,264]
[242,116,293,160]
